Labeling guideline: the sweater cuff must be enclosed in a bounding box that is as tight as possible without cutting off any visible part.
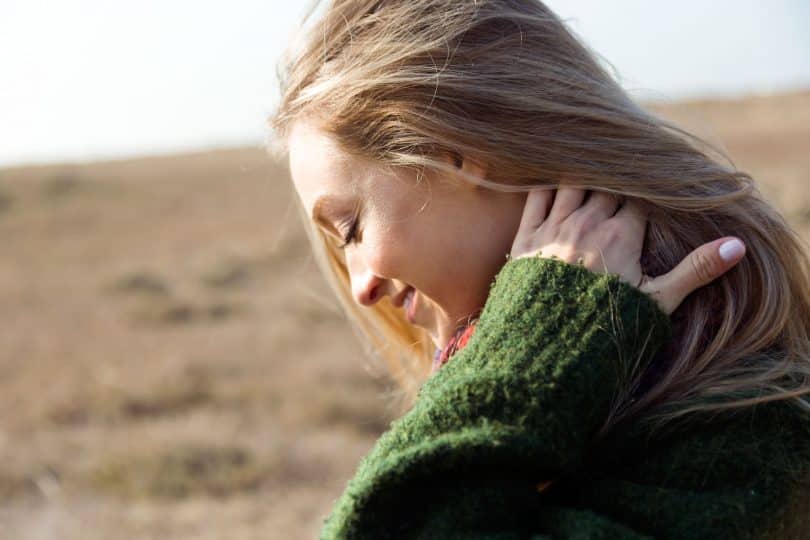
[468,255,671,380]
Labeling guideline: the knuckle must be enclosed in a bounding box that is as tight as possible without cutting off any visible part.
[564,216,591,244]
[576,213,596,233]
[512,239,530,254]
[600,220,622,243]
[542,222,560,240]
[690,250,718,283]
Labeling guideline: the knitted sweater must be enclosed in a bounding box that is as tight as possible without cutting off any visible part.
[319,256,810,539]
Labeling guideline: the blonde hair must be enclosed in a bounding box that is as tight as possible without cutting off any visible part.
[269,0,810,433]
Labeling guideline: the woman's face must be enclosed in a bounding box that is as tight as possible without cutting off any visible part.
[288,122,526,348]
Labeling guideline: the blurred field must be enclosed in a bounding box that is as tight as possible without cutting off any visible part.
[0,89,808,539]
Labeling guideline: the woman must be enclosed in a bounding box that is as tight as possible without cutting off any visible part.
[271,1,810,538]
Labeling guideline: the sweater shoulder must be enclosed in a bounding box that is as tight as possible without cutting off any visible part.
[562,400,810,539]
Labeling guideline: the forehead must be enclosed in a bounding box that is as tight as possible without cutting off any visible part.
[287,122,433,228]
[288,122,355,215]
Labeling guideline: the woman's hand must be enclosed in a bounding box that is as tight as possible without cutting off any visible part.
[511,187,746,315]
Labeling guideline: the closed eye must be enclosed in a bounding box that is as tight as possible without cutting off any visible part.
[338,218,358,249]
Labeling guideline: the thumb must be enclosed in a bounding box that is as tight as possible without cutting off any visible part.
[639,237,746,315]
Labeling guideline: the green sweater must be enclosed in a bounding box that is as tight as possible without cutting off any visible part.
[319,257,810,539]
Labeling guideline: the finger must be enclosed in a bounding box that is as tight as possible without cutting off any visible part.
[612,199,648,243]
[516,188,555,234]
[613,198,649,221]
[574,191,620,222]
[547,186,587,224]
[640,237,746,314]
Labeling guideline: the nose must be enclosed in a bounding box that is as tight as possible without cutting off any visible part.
[346,251,386,306]
[350,267,385,306]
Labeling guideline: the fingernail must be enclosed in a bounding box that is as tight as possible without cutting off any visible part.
[719,238,745,262]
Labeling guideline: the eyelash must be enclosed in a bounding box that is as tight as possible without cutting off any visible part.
[338,218,358,249]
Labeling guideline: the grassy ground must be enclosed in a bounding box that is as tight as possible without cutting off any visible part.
[0,90,808,539]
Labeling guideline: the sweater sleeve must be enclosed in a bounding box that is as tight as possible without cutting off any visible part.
[318,256,672,539]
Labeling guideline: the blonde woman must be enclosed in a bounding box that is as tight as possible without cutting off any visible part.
[271,1,810,538]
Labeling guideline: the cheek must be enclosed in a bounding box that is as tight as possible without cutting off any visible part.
[365,216,432,285]
[427,225,474,281]
[430,226,505,309]
[405,224,468,298]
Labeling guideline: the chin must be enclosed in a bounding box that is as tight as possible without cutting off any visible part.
[433,326,457,351]
[419,324,444,350]
[418,300,464,351]
[422,328,440,350]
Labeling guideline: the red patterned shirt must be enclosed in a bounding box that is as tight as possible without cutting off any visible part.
[430,321,478,375]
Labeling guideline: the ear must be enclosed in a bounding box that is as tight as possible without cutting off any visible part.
[441,151,487,191]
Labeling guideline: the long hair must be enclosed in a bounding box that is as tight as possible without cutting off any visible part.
[269,0,810,433]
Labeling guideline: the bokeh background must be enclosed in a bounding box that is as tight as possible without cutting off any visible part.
[1,1,809,538]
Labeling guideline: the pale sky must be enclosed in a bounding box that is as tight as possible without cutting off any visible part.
[1,0,808,168]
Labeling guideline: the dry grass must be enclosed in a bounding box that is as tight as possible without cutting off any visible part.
[44,369,218,427]
[0,90,808,538]
[90,445,271,500]
[0,186,14,213]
